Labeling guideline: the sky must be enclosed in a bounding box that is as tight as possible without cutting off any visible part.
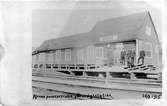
[32,1,162,48]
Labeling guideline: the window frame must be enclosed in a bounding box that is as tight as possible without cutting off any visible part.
[55,50,61,61]
[95,47,104,58]
[65,49,71,61]
[139,41,152,58]
[145,42,152,58]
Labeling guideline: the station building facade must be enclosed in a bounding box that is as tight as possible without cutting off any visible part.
[32,11,161,70]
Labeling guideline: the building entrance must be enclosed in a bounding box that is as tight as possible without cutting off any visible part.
[107,41,136,67]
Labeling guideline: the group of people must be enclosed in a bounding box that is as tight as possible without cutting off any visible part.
[120,49,135,68]
[120,49,145,68]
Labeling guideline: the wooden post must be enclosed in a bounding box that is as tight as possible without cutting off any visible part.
[105,71,109,85]
[69,71,74,75]
[83,71,87,77]
[130,72,136,80]
[136,39,139,64]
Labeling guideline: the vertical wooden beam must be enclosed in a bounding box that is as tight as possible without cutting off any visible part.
[69,71,74,76]
[130,72,136,80]
[83,71,87,77]
[136,39,139,64]
[105,71,109,85]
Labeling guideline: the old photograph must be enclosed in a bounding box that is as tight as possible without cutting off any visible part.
[32,2,162,100]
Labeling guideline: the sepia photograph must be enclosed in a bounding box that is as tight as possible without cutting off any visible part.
[32,3,162,100]
[1,0,167,105]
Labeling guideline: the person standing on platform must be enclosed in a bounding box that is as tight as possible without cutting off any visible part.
[138,50,145,65]
[120,48,126,65]
[127,50,132,68]
[131,50,136,67]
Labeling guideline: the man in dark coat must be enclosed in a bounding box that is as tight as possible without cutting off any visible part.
[131,50,136,67]
[138,50,145,65]
[120,49,126,65]
[127,50,132,68]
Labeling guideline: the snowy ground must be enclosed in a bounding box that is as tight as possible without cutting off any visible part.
[32,75,162,100]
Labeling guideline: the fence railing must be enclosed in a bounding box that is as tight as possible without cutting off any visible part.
[32,65,162,81]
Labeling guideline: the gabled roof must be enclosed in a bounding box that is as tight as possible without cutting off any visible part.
[34,11,159,54]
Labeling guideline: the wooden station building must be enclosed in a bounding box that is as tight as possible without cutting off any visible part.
[32,11,162,79]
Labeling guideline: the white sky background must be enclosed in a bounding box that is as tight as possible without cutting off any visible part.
[32,1,162,48]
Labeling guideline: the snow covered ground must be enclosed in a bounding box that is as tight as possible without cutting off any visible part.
[32,75,162,100]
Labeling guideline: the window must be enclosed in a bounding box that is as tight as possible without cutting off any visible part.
[139,41,152,58]
[65,49,71,61]
[146,51,151,57]
[145,42,152,58]
[96,47,103,58]
[87,46,94,57]
[55,50,61,61]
